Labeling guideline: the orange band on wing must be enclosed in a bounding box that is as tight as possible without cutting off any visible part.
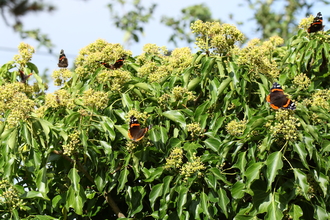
[270,104,280,109]
[282,99,291,108]
[270,89,284,92]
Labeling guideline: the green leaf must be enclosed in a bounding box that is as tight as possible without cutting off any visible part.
[64,112,80,125]
[121,93,133,109]
[24,191,45,199]
[115,124,129,140]
[232,151,247,175]
[245,162,263,187]
[203,138,221,153]
[217,77,232,96]
[21,123,32,145]
[293,168,309,200]
[313,170,328,197]
[205,174,217,190]
[68,168,80,192]
[314,205,330,220]
[52,195,63,209]
[177,186,188,216]
[288,204,303,220]
[66,186,83,215]
[143,167,164,182]
[264,194,283,220]
[7,128,17,150]
[134,82,151,90]
[126,186,146,216]
[163,110,186,128]
[200,191,210,217]
[95,173,107,192]
[100,116,116,140]
[36,167,50,200]
[218,187,229,218]
[208,167,232,185]
[232,181,245,199]
[149,183,163,211]
[188,77,201,91]
[117,168,129,193]
[293,142,309,169]
[265,151,283,191]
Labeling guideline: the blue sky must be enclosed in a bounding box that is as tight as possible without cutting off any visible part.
[0,0,327,92]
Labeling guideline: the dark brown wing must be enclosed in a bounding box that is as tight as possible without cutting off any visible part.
[58,49,68,68]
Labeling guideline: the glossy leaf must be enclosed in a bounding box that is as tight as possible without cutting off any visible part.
[265,151,283,191]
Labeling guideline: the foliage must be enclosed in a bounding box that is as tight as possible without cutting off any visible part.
[108,0,157,46]
[0,0,55,50]
[1,17,330,219]
[161,4,214,47]
[247,0,330,40]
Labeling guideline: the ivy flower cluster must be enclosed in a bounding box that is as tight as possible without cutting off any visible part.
[0,82,35,127]
[63,131,80,156]
[303,89,330,111]
[298,15,315,31]
[44,89,75,109]
[0,179,26,212]
[226,119,247,136]
[75,39,132,77]
[83,88,109,110]
[172,86,195,102]
[270,110,300,141]
[52,68,72,86]
[96,69,131,92]
[293,73,311,90]
[13,42,35,67]
[138,61,158,78]
[139,43,168,58]
[148,65,170,83]
[180,153,205,181]
[167,47,193,75]
[187,122,203,138]
[127,110,149,123]
[191,20,245,55]
[165,147,184,169]
[158,93,171,108]
[165,148,205,181]
[234,36,284,79]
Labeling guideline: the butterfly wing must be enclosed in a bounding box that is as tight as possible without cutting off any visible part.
[58,49,68,68]
[128,116,150,141]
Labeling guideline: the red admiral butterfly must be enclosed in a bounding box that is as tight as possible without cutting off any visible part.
[58,49,68,68]
[96,57,125,70]
[308,12,324,33]
[128,116,152,141]
[266,82,296,110]
[19,70,32,83]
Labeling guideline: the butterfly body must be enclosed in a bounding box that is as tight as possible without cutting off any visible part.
[308,12,324,33]
[96,57,125,70]
[128,116,151,141]
[266,82,296,110]
[19,70,32,83]
[58,49,68,68]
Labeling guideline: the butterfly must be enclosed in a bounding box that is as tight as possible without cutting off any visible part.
[128,116,152,141]
[266,82,296,110]
[308,12,324,33]
[96,57,125,70]
[19,70,32,83]
[58,49,68,68]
